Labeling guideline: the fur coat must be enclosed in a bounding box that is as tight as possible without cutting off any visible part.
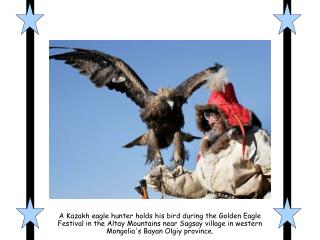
[195,126,271,198]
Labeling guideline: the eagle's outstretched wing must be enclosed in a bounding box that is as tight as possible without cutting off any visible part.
[50,47,155,108]
[175,63,223,103]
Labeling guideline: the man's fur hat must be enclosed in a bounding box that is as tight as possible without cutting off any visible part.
[195,64,261,133]
[195,104,261,133]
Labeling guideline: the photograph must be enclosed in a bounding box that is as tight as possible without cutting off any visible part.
[49,40,271,199]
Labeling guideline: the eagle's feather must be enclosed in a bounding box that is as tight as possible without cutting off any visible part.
[50,47,155,108]
[175,63,223,103]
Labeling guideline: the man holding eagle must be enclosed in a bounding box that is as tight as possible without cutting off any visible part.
[50,47,271,199]
[146,67,271,199]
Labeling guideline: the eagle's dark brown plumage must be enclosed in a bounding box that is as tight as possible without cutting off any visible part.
[50,47,222,169]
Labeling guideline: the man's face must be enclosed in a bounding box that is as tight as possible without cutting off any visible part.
[204,111,227,136]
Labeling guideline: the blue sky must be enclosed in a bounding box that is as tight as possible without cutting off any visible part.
[49,40,271,199]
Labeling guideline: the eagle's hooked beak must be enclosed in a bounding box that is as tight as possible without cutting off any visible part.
[166,100,174,109]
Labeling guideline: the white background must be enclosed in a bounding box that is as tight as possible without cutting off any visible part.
[0,0,317,239]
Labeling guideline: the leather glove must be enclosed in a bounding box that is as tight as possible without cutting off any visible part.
[144,165,207,198]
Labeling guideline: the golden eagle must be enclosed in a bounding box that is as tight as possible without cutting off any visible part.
[50,47,222,170]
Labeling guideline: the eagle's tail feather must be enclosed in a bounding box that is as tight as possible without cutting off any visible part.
[122,133,148,148]
[181,132,201,142]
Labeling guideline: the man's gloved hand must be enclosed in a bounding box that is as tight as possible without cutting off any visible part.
[144,165,172,192]
[144,165,207,198]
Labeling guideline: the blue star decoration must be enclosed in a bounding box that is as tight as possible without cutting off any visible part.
[274,4,301,34]
[274,198,301,228]
[16,5,44,34]
[17,198,44,228]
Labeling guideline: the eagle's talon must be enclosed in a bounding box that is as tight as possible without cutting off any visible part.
[173,164,184,177]
[151,157,164,170]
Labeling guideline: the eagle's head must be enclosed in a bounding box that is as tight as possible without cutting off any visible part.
[157,87,176,110]
[140,87,178,123]
[157,87,175,97]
